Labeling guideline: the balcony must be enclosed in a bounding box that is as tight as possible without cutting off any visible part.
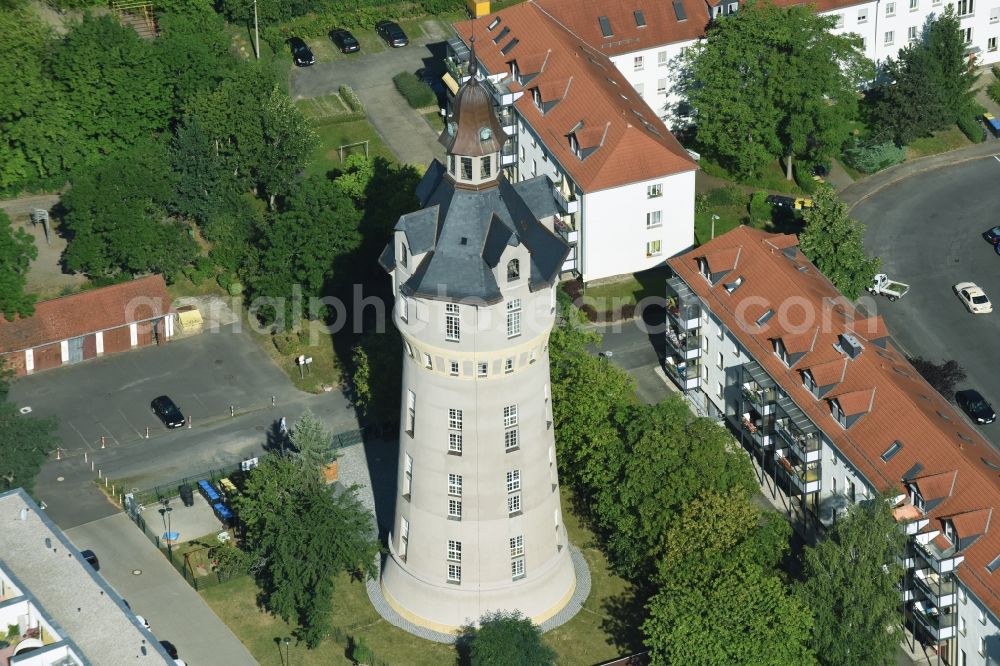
[741,382,776,415]
[553,216,578,246]
[915,537,965,574]
[775,422,821,463]
[913,569,958,608]
[912,601,957,641]
[741,411,773,448]
[667,276,701,331]
[788,461,821,494]
[444,57,469,85]
[553,186,580,216]
[498,108,517,135]
[666,325,701,360]
[664,355,700,390]
[500,143,517,166]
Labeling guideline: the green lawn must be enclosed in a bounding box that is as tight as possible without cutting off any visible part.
[423,110,443,133]
[297,94,353,123]
[581,266,670,312]
[906,125,972,159]
[303,120,395,178]
[700,157,806,195]
[695,210,744,245]
[199,488,637,665]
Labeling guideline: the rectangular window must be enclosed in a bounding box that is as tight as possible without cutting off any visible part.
[423,352,433,369]
[510,535,524,557]
[507,299,522,337]
[980,609,987,625]
[400,243,408,267]
[646,210,662,228]
[646,240,662,257]
[448,563,461,582]
[647,183,663,198]
[480,155,492,179]
[399,517,409,559]
[884,30,894,45]
[957,0,973,15]
[858,8,868,22]
[505,428,519,450]
[450,360,459,376]
[406,390,416,435]
[403,340,413,358]
[449,154,456,175]
[508,494,522,514]
[448,473,463,496]
[448,540,462,562]
[507,469,521,493]
[635,82,645,97]
[932,0,940,6]
[449,408,463,430]
[658,50,668,66]
[961,616,967,635]
[400,295,410,322]
[962,27,972,43]
[717,352,724,369]
[530,159,537,177]
[885,1,895,16]
[960,586,968,604]
[504,404,519,427]
[511,558,525,579]
[445,303,460,341]
[909,0,918,9]
[519,145,525,161]
[403,453,413,495]
[992,6,1000,21]
[504,358,514,373]
[449,432,463,453]
[461,157,473,180]
[657,78,667,94]
[633,55,644,71]
[909,26,918,41]
[448,498,462,518]
[477,362,488,378]
[834,13,844,27]
[980,636,986,656]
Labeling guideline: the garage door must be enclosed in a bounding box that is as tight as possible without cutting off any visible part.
[83,334,97,360]
[135,321,154,347]
[33,343,62,372]
[66,336,85,364]
[102,326,131,354]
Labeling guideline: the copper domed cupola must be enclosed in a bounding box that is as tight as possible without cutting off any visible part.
[440,74,508,158]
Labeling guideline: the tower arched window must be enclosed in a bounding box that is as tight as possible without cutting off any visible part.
[507,259,520,282]
[400,243,408,267]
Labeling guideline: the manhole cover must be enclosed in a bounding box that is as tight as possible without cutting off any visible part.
[19,406,32,414]
[132,569,142,576]
[56,476,64,482]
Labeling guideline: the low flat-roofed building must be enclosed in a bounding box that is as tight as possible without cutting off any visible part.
[0,489,172,665]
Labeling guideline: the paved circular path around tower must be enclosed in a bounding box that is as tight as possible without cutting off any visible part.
[335,439,592,643]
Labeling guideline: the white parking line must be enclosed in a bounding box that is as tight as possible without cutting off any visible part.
[67,420,92,446]
[117,408,143,439]
[994,154,1000,163]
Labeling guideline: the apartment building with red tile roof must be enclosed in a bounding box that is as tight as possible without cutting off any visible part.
[448,2,698,282]
[666,226,1000,663]
[0,275,174,376]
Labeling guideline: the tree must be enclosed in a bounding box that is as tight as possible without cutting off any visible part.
[798,186,880,300]
[61,141,198,281]
[908,356,966,399]
[644,560,815,666]
[0,375,59,495]
[680,0,869,180]
[458,610,556,666]
[0,210,37,321]
[170,115,240,223]
[155,11,234,117]
[234,455,379,647]
[797,497,905,666]
[288,409,332,470]
[256,86,317,209]
[351,324,403,422]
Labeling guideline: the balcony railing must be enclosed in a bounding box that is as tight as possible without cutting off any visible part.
[664,356,700,390]
[913,570,957,608]
[666,326,701,359]
[913,602,957,641]
[444,57,468,83]
[915,537,964,574]
[741,383,776,410]
[789,463,821,494]
[775,422,821,462]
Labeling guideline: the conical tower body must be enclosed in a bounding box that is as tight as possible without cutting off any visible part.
[378,72,577,631]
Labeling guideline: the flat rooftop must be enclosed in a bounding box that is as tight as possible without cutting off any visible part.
[0,489,171,665]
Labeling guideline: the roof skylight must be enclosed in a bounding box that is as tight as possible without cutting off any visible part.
[881,440,903,462]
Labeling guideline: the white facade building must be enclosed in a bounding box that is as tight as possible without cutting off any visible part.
[665,226,1000,664]
[378,73,577,631]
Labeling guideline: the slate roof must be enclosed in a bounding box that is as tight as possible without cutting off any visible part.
[668,225,1000,618]
[453,2,696,193]
[388,167,569,304]
[0,275,172,353]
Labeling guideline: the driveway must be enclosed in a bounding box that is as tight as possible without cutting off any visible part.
[14,323,362,529]
[66,513,258,666]
[289,20,448,166]
[591,306,676,405]
[857,156,1000,450]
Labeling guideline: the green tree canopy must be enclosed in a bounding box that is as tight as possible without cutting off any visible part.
[458,610,556,666]
[681,0,869,179]
[0,375,59,495]
[797,497,905,666]
[0,210,37,321]
[155,11,235,116]
[288,409,332,470]
[798,186,880,300]
[234,455,379,647]
[351,323,403,423]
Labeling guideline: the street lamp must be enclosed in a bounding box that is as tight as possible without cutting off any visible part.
[711,214,719,240]
[283,637,291,665]
[159,498,173,553]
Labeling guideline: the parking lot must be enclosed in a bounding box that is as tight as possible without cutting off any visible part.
[858,156,1000,450]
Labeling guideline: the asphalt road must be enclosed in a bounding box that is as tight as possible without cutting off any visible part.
[591,304,676,405]
[14,324,361,529]
[858,156,1000,449]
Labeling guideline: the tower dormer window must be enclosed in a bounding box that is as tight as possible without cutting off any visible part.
[481,155,492,179]
[449,154,456,176]
[507,259,520,282]
[461,157,473,180]
[400,243,408,267]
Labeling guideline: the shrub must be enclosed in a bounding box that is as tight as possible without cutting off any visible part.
[273,330,301,355]
[339,85,365,114]
[392,71,436,109]
[748,191,771,226]
[842,139,906,174]
[793,162,819,194]
[705,184,744,208]
[958,114,985,143]
[184,256,215,285]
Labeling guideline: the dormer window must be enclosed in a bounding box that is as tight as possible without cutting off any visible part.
[507,258,520,282]
[803,370,818,396]
[449,154,456,176]
[532,88,542,111]
[569,134,581,157]
[510,62,520,83]
[480,155,492,178]
[911,487,925,512]
[461,157,473,180]
[400,243,408,268]
[831,399,847,427]
[774,339,789,366]
[943,519,956,544]
[724,276,744,293]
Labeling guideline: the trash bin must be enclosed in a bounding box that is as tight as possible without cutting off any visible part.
[178,483,194,507]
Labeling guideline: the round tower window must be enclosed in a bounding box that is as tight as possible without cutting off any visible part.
[479,127,492,141]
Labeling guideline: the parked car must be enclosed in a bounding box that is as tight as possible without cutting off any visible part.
[287,37,315,66]
[135,615,150,630]
[376,20,408,47]
[178,483,194,507]
[983,225,1000,245]
[80,549,99,571]
[810,163,828,183]
[159,641,178,659]
[956,389,996,424]
[866,273,910,301]
[151,395,185,429]
[330,28,360,53]
[766,194,813,210]
[954,282,993,314]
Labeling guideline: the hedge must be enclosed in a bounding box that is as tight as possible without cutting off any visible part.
[339,85,365,113]
[748,191,771,226]
[957,114,985,143]
[842,139,906,174]
[793,161,819,194]
[392,71,436,109]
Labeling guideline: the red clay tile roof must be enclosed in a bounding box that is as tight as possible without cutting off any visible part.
[952,509,993,540]
[0,275,172,353]
[701,247,741,274]
[914,471,958,502]
[781,327,818,355]
[807,358,848,387]
[454,4,697,192]
[535,0,871,55]
[668,226,1000,617]
[831,387,875,416]
[848,315,889,343]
